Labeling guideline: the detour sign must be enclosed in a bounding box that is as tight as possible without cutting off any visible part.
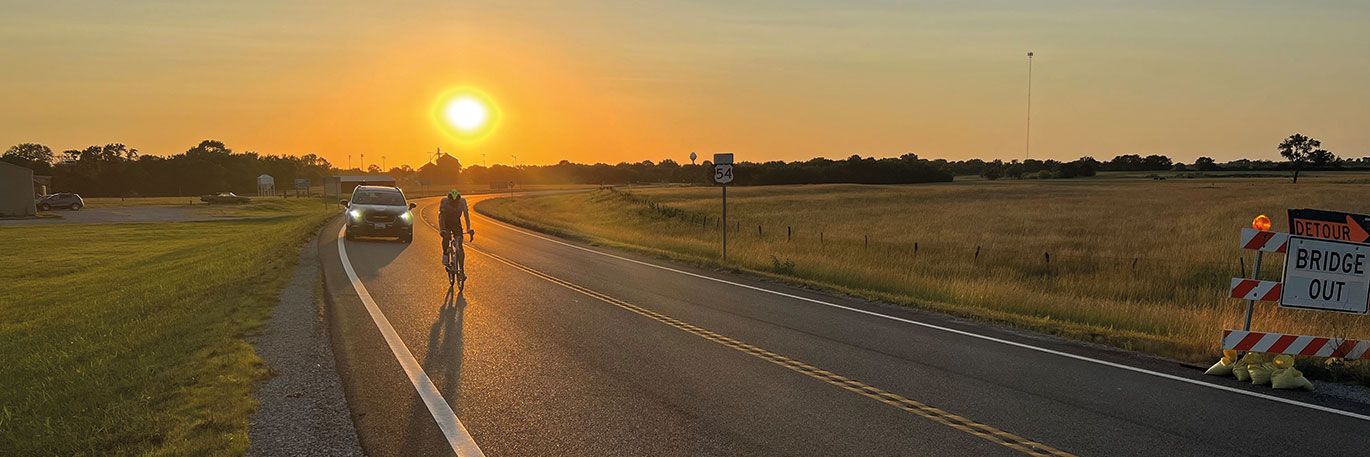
[1288,208,1370,243]
[1281,236,1370,314]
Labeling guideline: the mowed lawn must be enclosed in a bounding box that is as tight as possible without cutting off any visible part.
[0,200,334,455]
[480,175,1370,381]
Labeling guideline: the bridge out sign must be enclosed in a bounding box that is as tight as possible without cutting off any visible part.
[1281,235,1370,314]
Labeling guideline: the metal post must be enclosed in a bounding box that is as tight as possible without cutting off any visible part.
[721,185,728,260]
[1243,251,1264,331]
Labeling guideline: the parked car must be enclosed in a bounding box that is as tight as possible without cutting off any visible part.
[200,192,252,204]
[37,193,84,211]
[341,185,416,243]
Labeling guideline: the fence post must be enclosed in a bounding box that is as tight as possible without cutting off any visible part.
[1044,252,1050,264]
[1131,257,1138,271]
[787,226,792,241]
[864,234,869,249]
[758,224,762,237]
[975,245,981,261]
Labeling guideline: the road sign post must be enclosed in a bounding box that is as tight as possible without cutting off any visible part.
[714,153,734,260]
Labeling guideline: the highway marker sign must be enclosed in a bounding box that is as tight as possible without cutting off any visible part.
[1280,236,1370,314]
[713,164,734,184]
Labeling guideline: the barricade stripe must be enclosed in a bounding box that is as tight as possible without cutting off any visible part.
[1300,338,1329,356]
[1267,335,1298,354]
[1235,332,1266,351]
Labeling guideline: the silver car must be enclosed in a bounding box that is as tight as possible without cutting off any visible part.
[37,193,84,211]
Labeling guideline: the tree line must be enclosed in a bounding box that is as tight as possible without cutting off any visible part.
[0,133,1358,196]
[2,140,333,197]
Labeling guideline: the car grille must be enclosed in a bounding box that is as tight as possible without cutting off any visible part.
[366,214,396,223]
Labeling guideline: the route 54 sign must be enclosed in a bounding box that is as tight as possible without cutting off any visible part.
[714,164,734,184]
[713,152,734,184]
[1282,235,1370,314]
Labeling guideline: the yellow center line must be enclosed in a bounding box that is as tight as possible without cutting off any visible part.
[421,201,1074,456]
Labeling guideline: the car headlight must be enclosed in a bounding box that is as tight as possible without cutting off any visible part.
[400,211,411,222]
[349,209,362,220]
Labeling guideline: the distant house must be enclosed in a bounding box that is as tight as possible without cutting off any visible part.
[0,161,36,217]
[324,175,397,196]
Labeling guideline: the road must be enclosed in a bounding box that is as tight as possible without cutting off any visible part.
[319,194,1370,457]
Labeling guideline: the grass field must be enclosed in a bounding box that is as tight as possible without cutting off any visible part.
[0,199,335,455]
[480,174,1370,382]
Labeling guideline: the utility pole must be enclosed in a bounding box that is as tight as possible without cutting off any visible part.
[1025,51,1034,160]
[382,156,386,171]
[482,153,487,168]
[360,153,366,171]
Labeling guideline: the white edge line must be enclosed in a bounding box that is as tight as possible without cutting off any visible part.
[336,225,486,456]
[466,199,1370,423]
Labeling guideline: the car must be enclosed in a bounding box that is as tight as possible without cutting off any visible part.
[200,192,252,204]
[341,185,416,243]
[37,193,84,211]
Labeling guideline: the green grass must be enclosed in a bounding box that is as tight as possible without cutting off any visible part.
[0,199,336,455]
[480,177,1370,383]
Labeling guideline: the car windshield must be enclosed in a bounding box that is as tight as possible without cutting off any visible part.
[351,190,404,206]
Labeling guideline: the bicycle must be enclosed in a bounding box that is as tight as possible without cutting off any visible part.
[443,229,475,291]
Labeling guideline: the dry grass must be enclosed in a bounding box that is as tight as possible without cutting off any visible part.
[480,174,1370,382]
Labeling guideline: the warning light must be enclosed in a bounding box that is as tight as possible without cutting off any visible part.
[1252,214,1272,231]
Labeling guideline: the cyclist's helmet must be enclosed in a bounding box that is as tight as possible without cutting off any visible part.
[447,189,461,200]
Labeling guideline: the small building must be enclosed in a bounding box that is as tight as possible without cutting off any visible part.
[0,161,36,217]
[257,174,275,196]
[324,175,397,196]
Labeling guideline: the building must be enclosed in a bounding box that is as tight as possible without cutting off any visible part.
[0,161,36,217]
[324,175,397,196]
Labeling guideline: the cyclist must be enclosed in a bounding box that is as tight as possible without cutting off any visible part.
[439,189,473,278]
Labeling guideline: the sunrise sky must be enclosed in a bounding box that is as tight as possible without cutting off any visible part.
[2,1,1366,168]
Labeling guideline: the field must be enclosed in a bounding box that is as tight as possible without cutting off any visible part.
[480,174,1370,382]
[0,199,335,455]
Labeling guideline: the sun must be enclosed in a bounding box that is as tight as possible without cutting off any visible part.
[433,87,500,142]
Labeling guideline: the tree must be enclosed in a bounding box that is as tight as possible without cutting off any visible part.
[1193,156,1218,171]
[367,164,382,174]
[1278,133,1333,183]
[2,143,54,174]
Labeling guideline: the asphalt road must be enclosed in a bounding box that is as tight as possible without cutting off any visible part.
[320,194,1370,457]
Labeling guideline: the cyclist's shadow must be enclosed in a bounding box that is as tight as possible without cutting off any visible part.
[432,285,467,395]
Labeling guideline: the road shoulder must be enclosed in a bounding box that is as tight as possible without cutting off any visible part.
[248,230,364,456]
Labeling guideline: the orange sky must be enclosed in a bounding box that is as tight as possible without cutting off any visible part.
[2,1,1367,168]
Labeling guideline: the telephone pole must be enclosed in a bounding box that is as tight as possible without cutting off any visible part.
[1025,51,1034,160]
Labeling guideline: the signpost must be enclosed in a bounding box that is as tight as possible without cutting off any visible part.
[714,153,734,260]
[1280,236,1370,314]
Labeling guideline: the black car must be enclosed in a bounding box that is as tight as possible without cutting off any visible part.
[37,193,84,211]
[341,185,416,243]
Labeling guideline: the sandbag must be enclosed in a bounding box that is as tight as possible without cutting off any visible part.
[1232,353,1265,382]
[1233,362,1251,381]
[1204,359,1233,376]
[1271,366,1314,391]
[1205,350,1240,376]
[1248,362,1275,385]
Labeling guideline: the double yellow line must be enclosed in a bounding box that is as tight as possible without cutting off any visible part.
[424,201,1074,456]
